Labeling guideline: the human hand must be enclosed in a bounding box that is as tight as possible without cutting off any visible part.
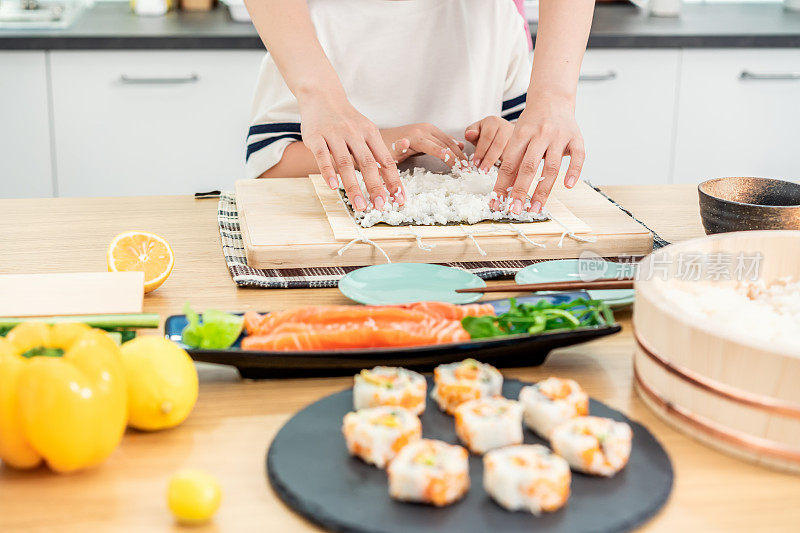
[491,94,585,214]
[381,124,467,168]
[298,91,403,212]
[464,116,515,172]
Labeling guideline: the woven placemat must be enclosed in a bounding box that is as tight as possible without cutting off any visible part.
[216,190,668,289]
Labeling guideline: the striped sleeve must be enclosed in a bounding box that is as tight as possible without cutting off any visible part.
[501,93,526,122]
[245,122,302,162]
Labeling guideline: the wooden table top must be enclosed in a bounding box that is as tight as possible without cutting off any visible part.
[1,184,799,532]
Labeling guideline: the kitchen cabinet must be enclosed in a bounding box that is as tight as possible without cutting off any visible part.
[0,52,54,199]
[673,49,800,184]
[576,50,680,186]
[50,50,264,197]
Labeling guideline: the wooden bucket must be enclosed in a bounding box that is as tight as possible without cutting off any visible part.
[633,231,800,473]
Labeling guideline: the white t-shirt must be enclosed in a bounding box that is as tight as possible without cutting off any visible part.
[245,0,531,179]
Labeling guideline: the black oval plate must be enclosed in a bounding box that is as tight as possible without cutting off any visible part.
[165,292,621,379]
[267,378,673,533]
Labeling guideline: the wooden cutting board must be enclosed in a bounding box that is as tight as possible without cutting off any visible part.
[0,272,144,317]
[236,176,653,268]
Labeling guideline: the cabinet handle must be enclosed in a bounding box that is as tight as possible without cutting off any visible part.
[119,73,200,84]
[579,71,617,82]
[739,70,800,81]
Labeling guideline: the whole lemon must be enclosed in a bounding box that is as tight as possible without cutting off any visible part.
[167,468,222,525]
[120,336,198,431]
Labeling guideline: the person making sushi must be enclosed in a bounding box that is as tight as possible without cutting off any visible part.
[244,0,593,217]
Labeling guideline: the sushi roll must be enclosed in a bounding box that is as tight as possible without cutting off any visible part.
[342,406,422,469]
[483,444,571,515]
[387,439,470,507]
[550,416,633,477]
[432,359,503,414]
[518,377,589,438]
[353,366,427,415]
[454,397,523,454]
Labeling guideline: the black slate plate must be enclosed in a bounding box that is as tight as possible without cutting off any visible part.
[268,378,673,533]
[165,292,621,379]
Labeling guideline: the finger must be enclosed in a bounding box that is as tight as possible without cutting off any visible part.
[305,135,338,189]
[472,125,498,171]
[481,130,508,171]
[492,134,528,210]
[348,138,387,210]
[509,142,547,215]
[564,138,585,189]
[330,141,366,211]
[464,121,481,145]
[366,131,405,205]
[410,137,456,167]
[431,129,467,161]
[530,143,567,213]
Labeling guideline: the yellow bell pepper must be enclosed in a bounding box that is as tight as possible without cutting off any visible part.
[0,322,128,473]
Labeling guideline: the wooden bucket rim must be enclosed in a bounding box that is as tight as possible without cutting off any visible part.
[634,230,800,359]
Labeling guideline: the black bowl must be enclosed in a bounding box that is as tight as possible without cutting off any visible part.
[698,177,800,234]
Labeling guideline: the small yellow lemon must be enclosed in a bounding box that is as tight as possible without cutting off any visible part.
[167,468,222,525]
[120,336,198,431]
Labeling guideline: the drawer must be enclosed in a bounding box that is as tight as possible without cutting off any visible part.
[576,49,680,186]
[50,50,265,197]
[0,51,53,198]
[673,49,800,184]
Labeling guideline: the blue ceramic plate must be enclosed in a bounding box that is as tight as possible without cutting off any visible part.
[338,263,486,305]
[516,259,636,308]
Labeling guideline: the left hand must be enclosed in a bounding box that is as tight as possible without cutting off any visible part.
[464,116,515,172]
[491,93,585,214]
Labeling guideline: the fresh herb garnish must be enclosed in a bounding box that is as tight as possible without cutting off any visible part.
[461,298,614,339]
[181,303,244,349]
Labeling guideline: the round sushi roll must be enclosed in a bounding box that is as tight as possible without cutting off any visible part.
[432,359,503,414]
[483,444,571,515]
[454,397,523,454]
[387,439,470,507]
[342,406,422,469]
[518,377,589,438]
[353,366,427,415]
[550,416,633,477]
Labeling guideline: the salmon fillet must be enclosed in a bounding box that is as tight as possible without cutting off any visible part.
[241,318,470,351]
[403,301,496,321]
[240,302,495,351]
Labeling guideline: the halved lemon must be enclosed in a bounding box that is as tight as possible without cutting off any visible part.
[107,231,174,293]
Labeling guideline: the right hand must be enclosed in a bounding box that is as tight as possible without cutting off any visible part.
[381,123,467,168]
[298,91,403,212]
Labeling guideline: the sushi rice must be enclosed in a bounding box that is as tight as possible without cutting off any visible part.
[353,366,427,415]
[454,397,523,454]
[342,406,422,469]
[387,439,470,507]
[518,377,589,439]
[432,359,503,414]
[483,444,571,515]
[550,416,633,477]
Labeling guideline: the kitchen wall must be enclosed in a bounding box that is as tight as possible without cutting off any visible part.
[1,2,798,198]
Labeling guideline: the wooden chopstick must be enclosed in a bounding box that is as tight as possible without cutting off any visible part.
[456,278,635,294]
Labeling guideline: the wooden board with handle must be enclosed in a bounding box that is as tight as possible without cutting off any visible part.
[0,272,144,317]
[236,177,653,269]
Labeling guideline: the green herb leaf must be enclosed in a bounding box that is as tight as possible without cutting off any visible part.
[181,303,244,349]
[461,298,615,340]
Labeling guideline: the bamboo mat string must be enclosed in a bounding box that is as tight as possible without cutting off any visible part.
[458,225,487,256]
[545,209,598,248]
[393,226,435,251]
[335,192,392,263]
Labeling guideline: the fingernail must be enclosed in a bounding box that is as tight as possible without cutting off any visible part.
[354,196,367,211]
[512,199,523,214]
[374,196,385,210]
[473,158,481,168]
[328,177,339,189]
[566,175,578,188]
[395,191,405,205]
[531,200,542,213]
